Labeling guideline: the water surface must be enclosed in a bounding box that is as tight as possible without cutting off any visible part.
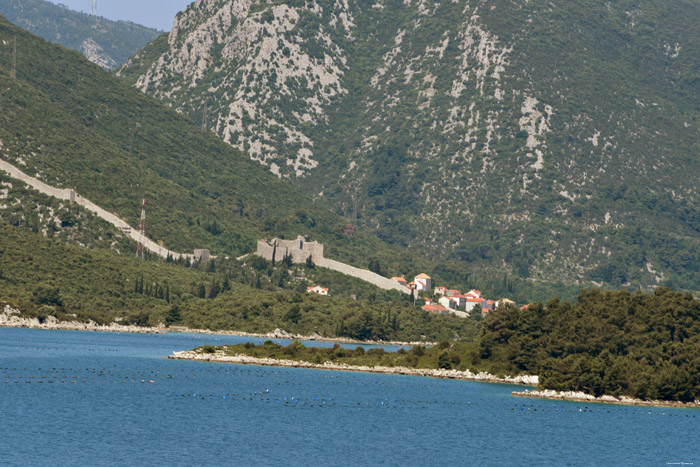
[1,328,697,466]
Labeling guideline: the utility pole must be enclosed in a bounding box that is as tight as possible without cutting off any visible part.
[91,0,97,16]
[136,199,146,259]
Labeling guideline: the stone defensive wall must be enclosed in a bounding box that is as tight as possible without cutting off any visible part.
[0,159,196,261]
[257,237,410,295]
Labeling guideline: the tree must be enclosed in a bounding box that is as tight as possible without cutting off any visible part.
[207,280,220,299]
[368,258,381,274]
[306,255,315,269]
[165,305,181,326]
[284,304,302,323]
[197,283,206,299]
[437,351,452,369]
[33,285,62,307]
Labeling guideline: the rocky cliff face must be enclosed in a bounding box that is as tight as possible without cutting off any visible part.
[119,0,700,291]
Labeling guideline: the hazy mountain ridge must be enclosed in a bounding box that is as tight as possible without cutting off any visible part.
[116,0,700,292]
[0,0,161,69]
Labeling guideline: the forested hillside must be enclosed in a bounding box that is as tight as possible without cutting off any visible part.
[0,15,414,273]
[480,288,700,402]
[0,0,161,69]
[118,0,700,294]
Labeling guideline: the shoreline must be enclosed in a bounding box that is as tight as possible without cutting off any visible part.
[167,350,539,386]
[0,305,433,347]
[512,389,700,409]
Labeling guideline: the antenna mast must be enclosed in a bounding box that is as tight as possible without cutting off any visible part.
[136,199,146,259]
[91,0,97,16]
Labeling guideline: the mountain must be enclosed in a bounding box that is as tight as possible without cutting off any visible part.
[0,0,162,69]
[0,15,486,338]
[0,14,416,275]
[118,0,700,293]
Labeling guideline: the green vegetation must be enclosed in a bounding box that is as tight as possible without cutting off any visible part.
[0,0,161,69]
[0,15,425,278]
[199,288,700,403]
[118,0,700,295]
[480,288,700,402]
[0,213,479,342]
[207,339,478,370]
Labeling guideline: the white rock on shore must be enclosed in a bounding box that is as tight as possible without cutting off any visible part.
[0,304,163,334]
[513,388,700,408]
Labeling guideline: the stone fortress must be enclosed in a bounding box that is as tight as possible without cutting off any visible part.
[257,236,410,295]
[257,236,323,264]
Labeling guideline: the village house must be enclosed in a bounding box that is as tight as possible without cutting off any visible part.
[497,298,516,308]
[452,294,467,309]
[465,297,484,313]
[307,286,329,296]
[438,296,457,310]
[466,289,483,299]
[422,304,449,315]
[391,277,408,287]
[414,273,432,292]
[419,279,511,319]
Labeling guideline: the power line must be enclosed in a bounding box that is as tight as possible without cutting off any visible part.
[136,199,146,259]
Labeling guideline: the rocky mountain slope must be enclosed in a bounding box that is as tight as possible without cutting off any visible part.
[118,0,700,293]
[0,0,161,69]
[0,15,412,273]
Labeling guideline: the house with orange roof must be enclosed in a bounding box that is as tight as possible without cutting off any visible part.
[434,286,447,296]
[466,290,483,299]
[438,296,457,310]
[422,304,449,315]
[414,273,432,291]
[465,297,484,313]
[307,285,329,296]
[445,289,461,297]
[451,294,468,308]
[391,277,408,286]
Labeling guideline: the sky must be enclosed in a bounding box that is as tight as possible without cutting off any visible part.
[47,0,196,31]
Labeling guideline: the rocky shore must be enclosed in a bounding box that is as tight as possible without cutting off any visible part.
[0,305,165,333]
[512,388,700,409]
[0,305,432,346]
[167,349,539,386]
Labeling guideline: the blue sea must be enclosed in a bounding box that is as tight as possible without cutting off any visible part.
[1,328,697,466]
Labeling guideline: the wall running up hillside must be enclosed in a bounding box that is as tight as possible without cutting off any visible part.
[257,237,410,295]
[0,159,200,261]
